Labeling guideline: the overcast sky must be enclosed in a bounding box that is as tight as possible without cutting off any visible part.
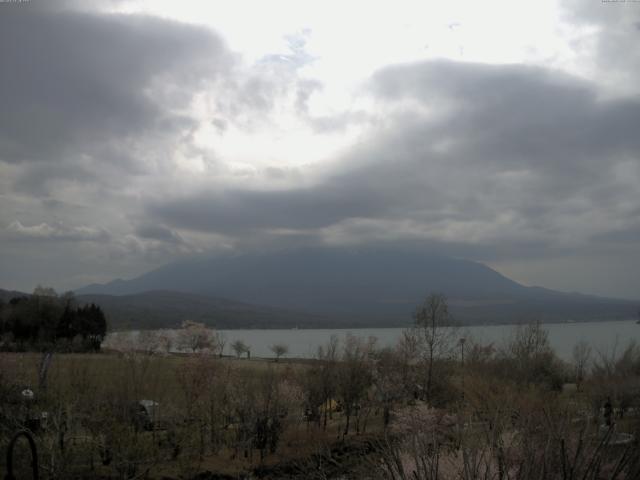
[1,0,639,299]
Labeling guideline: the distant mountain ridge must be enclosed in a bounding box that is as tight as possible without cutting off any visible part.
[0,288,331,330]
[0,289,27,302]
[76,246,638,326]
[76,290,331,330]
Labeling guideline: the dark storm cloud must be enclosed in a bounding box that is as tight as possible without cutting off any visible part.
[0,7,233,180]
[0,4,243,291]
[134,224,185,245]
[363,61,640,250]
[592,224,640,245]
[13,159,97,196]
[148,185,390,233]
[372,61,640,165]
[148,59,640,262]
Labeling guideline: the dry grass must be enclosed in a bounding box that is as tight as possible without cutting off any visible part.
[0,351,381,479]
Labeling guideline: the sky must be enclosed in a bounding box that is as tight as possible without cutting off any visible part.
[0,0,639,299]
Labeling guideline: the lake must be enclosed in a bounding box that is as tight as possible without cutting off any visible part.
[104,319,640,361]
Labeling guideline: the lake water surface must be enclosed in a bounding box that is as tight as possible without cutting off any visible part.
[105,320,640,361]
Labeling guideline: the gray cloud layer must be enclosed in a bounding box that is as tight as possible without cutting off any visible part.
[0,7,231,188]
[0,6,235,288]
[1,3,639,298]
[148,60,640,249]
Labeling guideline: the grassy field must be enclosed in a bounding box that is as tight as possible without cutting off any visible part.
[0,350,385,479]
[3,325,640,479]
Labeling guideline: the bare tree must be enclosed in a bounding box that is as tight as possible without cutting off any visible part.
[270,343,289,362]
[177,320,215,353]
[158,330,173,354]
[506,321,551,363]
[138,330,163,355]
[494,321,568,391]
[336,334,374,435]
[214,332,227,358]
[231,339,249,358]
[372,347,406,428]
[393,329,423,401]
[572,340,592,390]
[315,335,340,430]
[414,293,457,403]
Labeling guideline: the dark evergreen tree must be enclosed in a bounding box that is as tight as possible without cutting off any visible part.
[2,293,107,351]
[56,305,77,340]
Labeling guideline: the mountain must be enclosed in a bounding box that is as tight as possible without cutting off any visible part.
[0,288,331,330]
[0,288,28,303]
[76,246,638,325]
[75,290,331,330]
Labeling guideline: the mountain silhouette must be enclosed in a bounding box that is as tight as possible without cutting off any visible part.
[76,246,637,325]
